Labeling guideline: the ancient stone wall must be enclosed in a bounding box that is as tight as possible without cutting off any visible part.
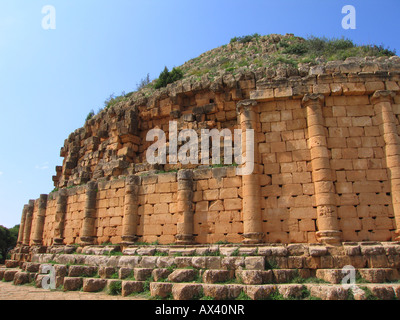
[16,56,400,246]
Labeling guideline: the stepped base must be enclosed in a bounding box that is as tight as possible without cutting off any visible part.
[2,241,400,300]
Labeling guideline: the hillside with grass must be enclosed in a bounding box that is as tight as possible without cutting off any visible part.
[87,34,397,120]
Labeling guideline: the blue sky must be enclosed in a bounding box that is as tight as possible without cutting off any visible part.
[0,0,399,228]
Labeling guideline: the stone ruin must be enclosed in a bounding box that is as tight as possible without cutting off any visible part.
[13,55,400,248]
[3,54,400,300]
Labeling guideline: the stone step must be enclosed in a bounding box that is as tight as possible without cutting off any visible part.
[5,260,20,268]
[316,268,399,284]
[152,282,400,300]
[0,268,20,282]
[4,264,400,300]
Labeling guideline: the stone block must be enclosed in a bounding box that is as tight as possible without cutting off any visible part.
[168,269,198,283]
[13,272,30,286]
[98,266,116,279]
[150,282,173,298]
[202,284,229,300]
[202,270,231,284]
[245,285,276,300]
[122,281,144,297]
[63,277,83,291]
[172,283,203,300]
[152,268,172,282]
[244,257,265,270]
[82,278,107,292]
[134,268,153,281]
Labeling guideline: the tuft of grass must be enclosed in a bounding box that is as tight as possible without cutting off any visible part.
[360,286,379,300]
[236,290,251,300]
[230,33,261,44]
[265,258,280,270]
[143,276,154,292]
[154,251,168,257]
[107,281,122,296]
[85,109,95,122]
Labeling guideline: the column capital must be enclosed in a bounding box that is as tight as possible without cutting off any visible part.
[86,181,98,191]
[302,93,325,107]
[371,90,396,104]
[38,194,48,208]
[126,175,141,186]
[236,99,258,114]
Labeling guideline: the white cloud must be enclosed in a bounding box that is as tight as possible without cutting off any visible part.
[35,162,49,170]
[0,171,3,176]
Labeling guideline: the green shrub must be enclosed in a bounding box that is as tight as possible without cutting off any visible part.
[85,109,95,122]
[282,42,308,55]
[136,73,151,91]
[108,281,122,296]
[230,33,261,44]
[154,66,184,89]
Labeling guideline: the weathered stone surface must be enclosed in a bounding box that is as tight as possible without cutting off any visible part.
[122,281,144,297]
[308,285,348,300]
[221,257,245,270]
[235,270,266,285]
[308,246,328,257]
[140,256,158,268]
[63,277,83,291]
[204,257,221,269]
[175,257,193,268]
[172,283,203,300]
[82,246,119,255]
[134,268,153,281]
[122,248,137,256]
[238,248,257,256]
[226,284,246,299]
[5,260,19,268]
[357,268,393,283]
[219,247,240,256]
[167,269,198,283]
[136,247,156,256]
[13,272,30,285]
[315,269,343,284]
[245,257,265,270]
[157,257,176,268]
[245,285,276,300]
[54,264,68,277]
[202,270,231,284]
[32,254,55,263]
[119,267,134,279]
[117,256,141,268]
[3,270,18,282]
[24,262,41,273]
[84,255,110,267]
[272,269,298,283]
[360,245,385,256]
[98,266,116,279]
[344,245,361,256]
[368,285,395,300]
[278,284,305,299]
[152,268,172,282]
[68,265,97,277]
[287,244,307,256]
[54,254,77,265]
[203,284,228,300]
[150,282,173,298]
[82,278,107,292]
[169,248,196,256]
